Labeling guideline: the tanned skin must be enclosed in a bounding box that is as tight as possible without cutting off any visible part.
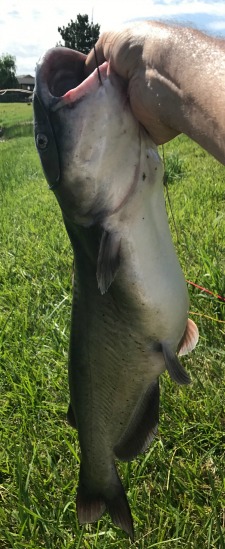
[85,22,225,165]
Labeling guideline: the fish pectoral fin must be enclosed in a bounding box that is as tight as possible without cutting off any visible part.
[96,229,121,294]
[178,318,199,356]
[114,380,159,462]
[162,343,191,385]
[77,463,134,540]
[66,403,77,429]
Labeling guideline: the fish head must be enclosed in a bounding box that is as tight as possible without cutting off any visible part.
[34,47,162,228]
[33,47,85,190]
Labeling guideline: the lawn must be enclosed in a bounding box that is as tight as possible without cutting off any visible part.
[0,103,33,128]
[0,105,224,549]
[0,103,33,139]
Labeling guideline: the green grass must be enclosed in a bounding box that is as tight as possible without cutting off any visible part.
[0,105,225,548]
[0,103,33,139]
[0,103,33,128]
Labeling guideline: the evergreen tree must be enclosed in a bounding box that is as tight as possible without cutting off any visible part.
[58,14,100,54]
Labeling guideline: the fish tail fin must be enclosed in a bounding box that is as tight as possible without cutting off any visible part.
[76,463,134,540]
[106,468,134,540]
[76,465,106,524]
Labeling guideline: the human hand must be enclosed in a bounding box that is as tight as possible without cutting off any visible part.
[85,22,225,165]
[85,22,180,145]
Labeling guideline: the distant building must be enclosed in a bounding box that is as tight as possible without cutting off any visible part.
[17,75,35,91]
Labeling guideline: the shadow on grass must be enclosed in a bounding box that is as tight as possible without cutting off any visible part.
[0,122,33,140]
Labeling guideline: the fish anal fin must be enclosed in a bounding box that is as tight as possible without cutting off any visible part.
[76,463,134,540]
[97,230,121,294]
[162,343,191,385]
[67,403,77,429]
[114,380,159,462]
[178,318,199,357]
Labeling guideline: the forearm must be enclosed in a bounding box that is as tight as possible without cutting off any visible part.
[142,23,225,163]
[86,22,225,164]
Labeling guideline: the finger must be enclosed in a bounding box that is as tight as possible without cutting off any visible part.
[85,49,105,77]
[84,29,135,78]
[84,33,112,76]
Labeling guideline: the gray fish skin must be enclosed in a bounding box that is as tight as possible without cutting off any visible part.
[33,48,193,539]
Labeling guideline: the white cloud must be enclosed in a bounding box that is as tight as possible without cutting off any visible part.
[208,19,225,31]
[0,0,225,75]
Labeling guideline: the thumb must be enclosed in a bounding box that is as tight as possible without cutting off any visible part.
[85,34,110,76]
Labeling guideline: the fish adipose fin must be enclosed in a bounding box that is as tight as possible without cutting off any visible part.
[178,318,199,356]
[66,403,77,429]
[162,343,191,385]
[76,463,134,540]
[97,230,121,294]
[114,380,159,461]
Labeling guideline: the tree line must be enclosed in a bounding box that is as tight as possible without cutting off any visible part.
[0,14,100,89]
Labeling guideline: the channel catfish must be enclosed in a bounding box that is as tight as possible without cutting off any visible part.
[33,47,198,539]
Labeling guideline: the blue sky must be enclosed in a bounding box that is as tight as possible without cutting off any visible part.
[1,0,225,76]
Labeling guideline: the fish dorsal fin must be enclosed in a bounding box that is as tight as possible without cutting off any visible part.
[96,230,121,294]
[114,380,159,462]
[162,343,191,385]
[178,318,199,356]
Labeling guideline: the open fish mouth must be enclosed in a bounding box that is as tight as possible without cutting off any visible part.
[34,46,108,111]
[33,47,108,188]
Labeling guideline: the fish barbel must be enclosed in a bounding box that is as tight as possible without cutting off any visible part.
[33,47,198,539]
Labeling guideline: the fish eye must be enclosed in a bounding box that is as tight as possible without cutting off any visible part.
[36,133,48,150]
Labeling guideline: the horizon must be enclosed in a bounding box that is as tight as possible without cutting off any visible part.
[1,0,225,76]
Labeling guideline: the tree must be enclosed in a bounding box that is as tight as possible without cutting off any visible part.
[0,54,18,89]
[58,14,100,55]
